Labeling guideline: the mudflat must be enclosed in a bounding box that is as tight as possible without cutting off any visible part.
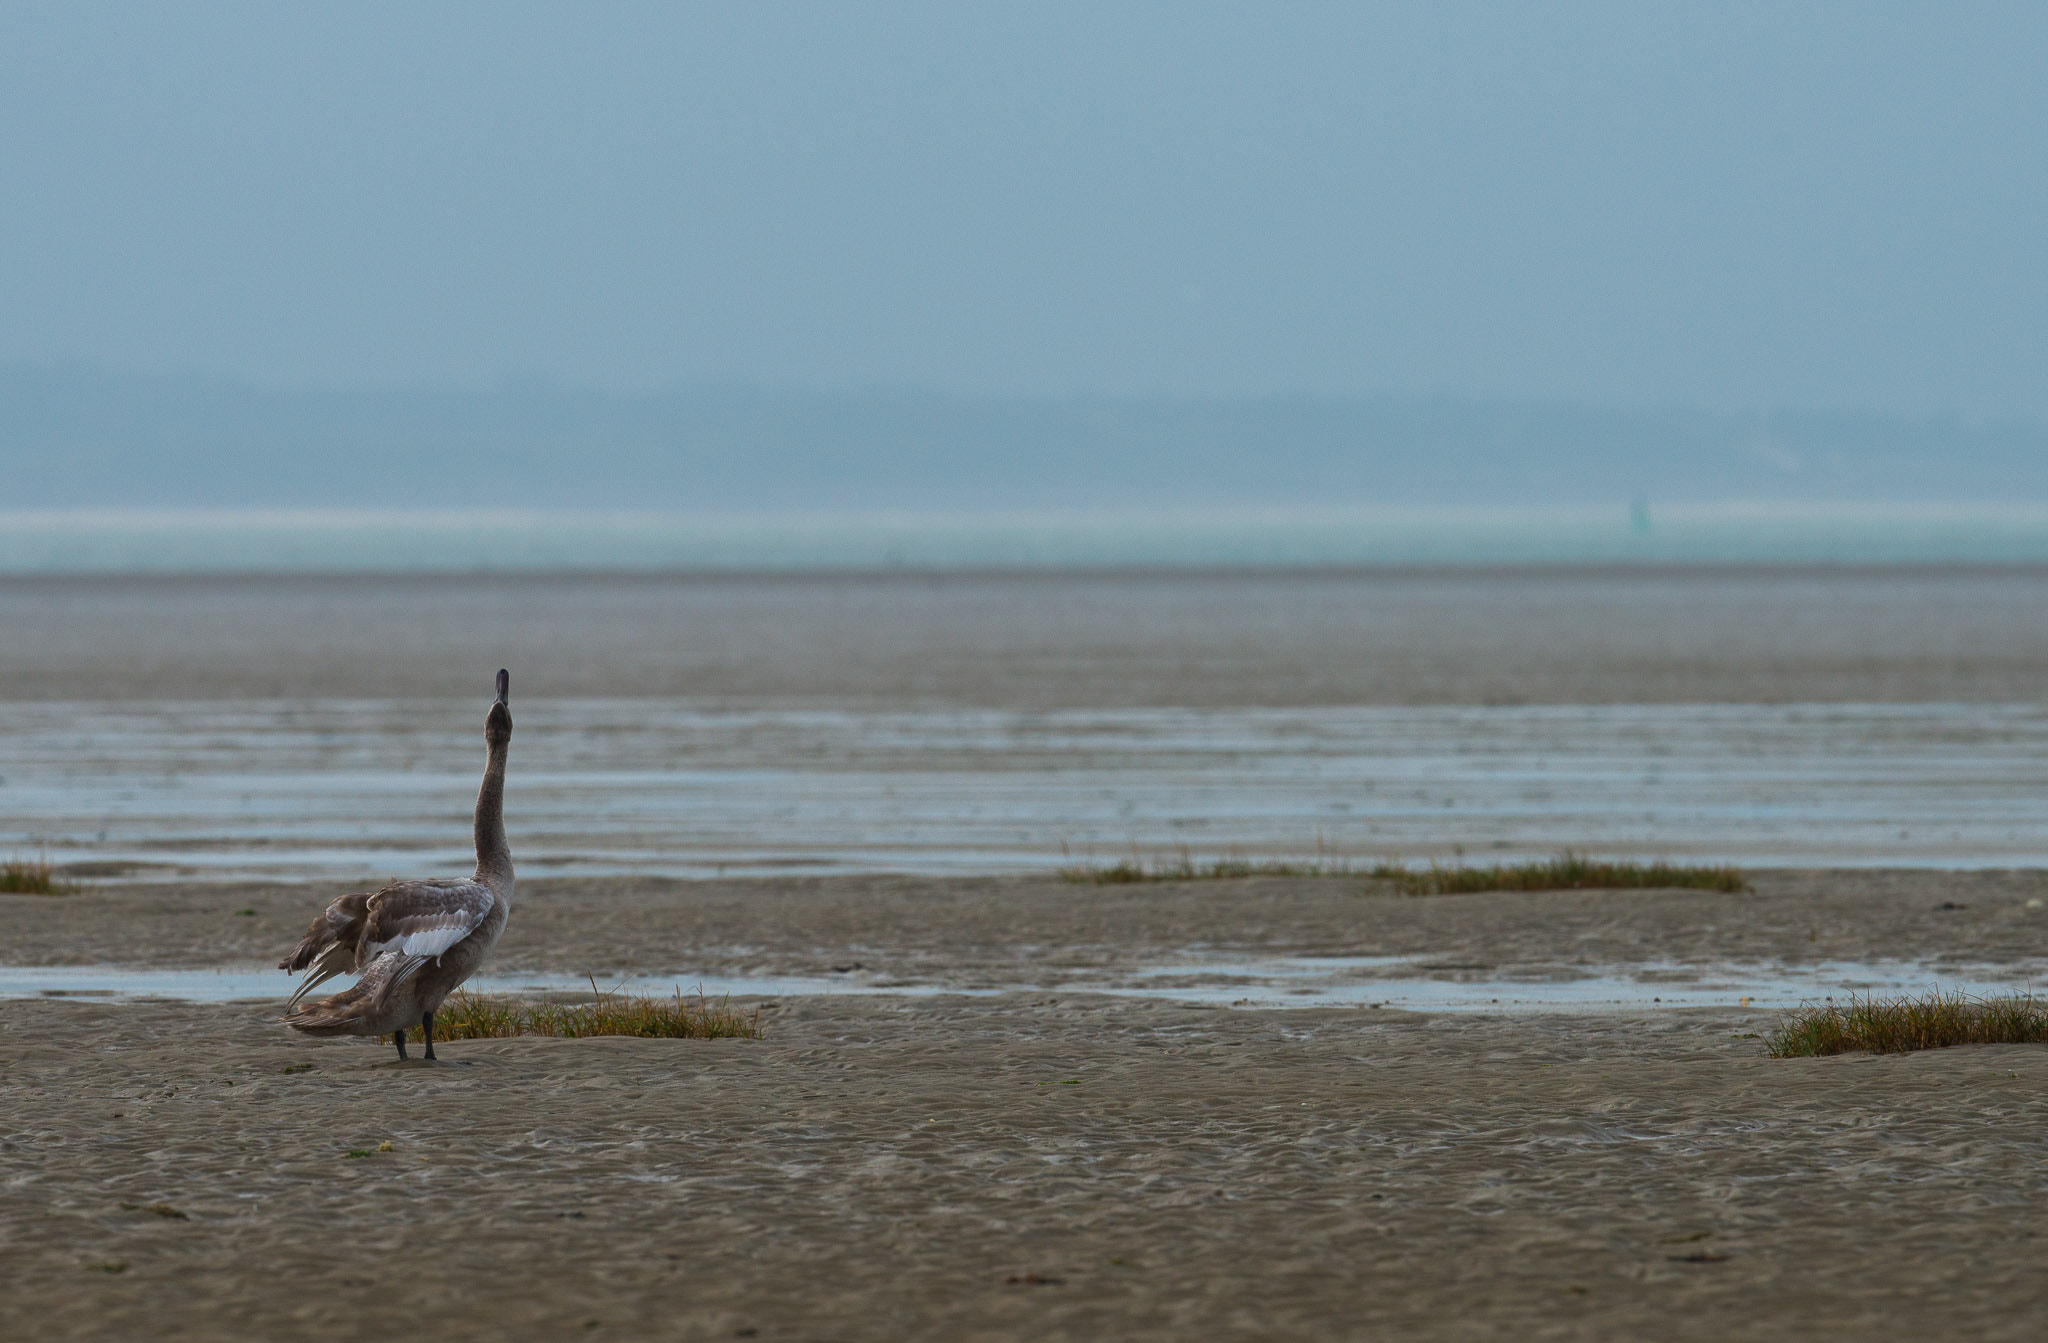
[6,873,2048,1339]
[8,566,2048,704]
[4,869,2048,979]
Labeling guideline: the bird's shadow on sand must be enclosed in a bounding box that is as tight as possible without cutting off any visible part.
[368,1058,480,1070]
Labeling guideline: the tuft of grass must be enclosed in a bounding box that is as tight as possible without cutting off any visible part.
[1368,852,1745,896]
[1,856,74,895]
[428,981,762,1042]
[1767,989,2048,1058]
[1060,854,1353,885]
[1057,849,1744,894]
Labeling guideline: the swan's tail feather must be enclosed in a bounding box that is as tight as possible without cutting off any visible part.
[284,950,412,1036]
[283,981,375,1035]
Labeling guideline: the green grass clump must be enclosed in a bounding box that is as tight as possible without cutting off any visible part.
[1767,990,2048,1058]
[0,857,72,895]
[429,982,761,1041]
[1057,849,1743,893]
[1061,855,1351,885]
[1369,852,1745,896]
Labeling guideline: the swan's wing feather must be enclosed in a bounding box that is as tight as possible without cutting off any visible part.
[278,890,373,973]
[361,880,494,962]
[350,948,413,1007]
[387,954,433,989]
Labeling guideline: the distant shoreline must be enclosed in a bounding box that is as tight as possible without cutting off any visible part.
[9,559,2048,586]
[11,503,2048,573]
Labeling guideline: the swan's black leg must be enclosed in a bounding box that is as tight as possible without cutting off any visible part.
[422,1012,437,1061]
[393,1027,408,1061]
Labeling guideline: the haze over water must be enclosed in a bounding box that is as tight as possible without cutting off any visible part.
[11,505,2048,573]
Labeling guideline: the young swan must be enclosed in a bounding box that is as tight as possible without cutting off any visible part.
[281,669,515,1061]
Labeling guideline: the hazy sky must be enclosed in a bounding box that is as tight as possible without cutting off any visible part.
[2,3,2043,419]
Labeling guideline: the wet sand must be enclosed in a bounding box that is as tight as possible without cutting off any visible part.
[6,869,2048,980]
[7,873,2048,1339]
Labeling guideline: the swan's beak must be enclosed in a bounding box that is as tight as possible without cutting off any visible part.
[495,668,510,705]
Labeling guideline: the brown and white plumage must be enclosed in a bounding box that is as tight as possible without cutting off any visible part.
[278,879,497,1010]
[281,669,515,1060]
[278,888,372,1010]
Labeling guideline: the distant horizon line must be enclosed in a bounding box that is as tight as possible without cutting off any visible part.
[11,501,2048,521]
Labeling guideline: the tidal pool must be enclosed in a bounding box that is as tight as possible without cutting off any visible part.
[10,700,2048,882]
[4,955,2040,1013]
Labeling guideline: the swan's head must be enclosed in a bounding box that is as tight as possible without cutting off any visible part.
[486,668,513,746]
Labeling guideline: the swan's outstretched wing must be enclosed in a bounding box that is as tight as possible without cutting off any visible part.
[361,878,496,962]
[357,878,497,993]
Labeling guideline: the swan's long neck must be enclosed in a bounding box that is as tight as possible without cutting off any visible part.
[473,736,513,892]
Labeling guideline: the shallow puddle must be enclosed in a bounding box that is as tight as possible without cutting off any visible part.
[3,955,2041,1013]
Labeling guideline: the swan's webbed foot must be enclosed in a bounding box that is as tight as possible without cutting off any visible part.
[422,1012,437,1062]
[393,1027,408,1061]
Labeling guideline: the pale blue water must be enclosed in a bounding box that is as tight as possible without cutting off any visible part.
[8,504,2048,571]
[5,957,2041,1012]
[8,700,2048,881]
